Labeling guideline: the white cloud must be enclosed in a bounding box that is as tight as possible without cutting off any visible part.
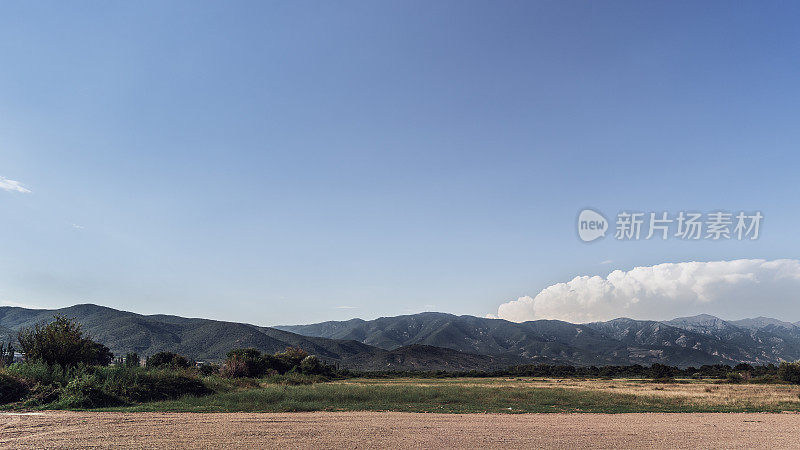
[0,177,31,193]
[495,259,800,323]
[335,305,357,309]
[600,259,614,265]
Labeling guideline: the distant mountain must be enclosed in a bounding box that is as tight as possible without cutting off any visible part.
[278,312,629,366]
[280,312,800,367]
[4,304,800,369]
[663,315,800,364]
[664,314,738,334]
[731,317,799,331]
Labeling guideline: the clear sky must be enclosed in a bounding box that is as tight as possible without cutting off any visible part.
[1,1,799,325]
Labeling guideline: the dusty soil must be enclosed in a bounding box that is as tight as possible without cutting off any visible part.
[1,411,799,449]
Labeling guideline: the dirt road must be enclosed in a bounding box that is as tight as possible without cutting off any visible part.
[1,411,799,449]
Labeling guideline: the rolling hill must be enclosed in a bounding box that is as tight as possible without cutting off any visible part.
[0,304,527,371]
[3,304,800,369]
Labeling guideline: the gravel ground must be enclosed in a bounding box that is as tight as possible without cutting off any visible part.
[1,411,799,449]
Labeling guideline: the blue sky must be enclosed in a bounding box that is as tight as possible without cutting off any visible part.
[1,1,799,325]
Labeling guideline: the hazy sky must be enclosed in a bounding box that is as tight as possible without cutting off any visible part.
[1,1,799,325]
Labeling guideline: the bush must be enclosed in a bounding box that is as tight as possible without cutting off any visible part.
[40,366,212,408]
[221,348,269,378]
[147,352,191,369]
[300,355,322,374]
[6,361,211,408]
[778,361,800,384]
[17,316,113,368]
[98,366,210,403]
[221,354,255,378]
[198,363,220,376]
[56,374,121,408]
[220,347,335,379]
[726,372,744,384]
[7,361,89,387]
[20,383,60,407]
[0,372,28,404]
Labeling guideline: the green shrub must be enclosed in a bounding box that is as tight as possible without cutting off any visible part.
[56,374,122,408]
[43,366,211,408]
[98,367,209,403]
[726,372,744,384]
[20,383,60,407]
[7,361,89,387]
[778,361,800,384]
[0,371,28,404]
[6,363,211,408]
[198,363,220,376]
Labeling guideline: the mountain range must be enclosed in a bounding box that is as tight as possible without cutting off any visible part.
[2,304,800,370]
[277,312,800,367]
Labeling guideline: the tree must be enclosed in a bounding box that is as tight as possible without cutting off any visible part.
[146,352,190,369]
[299,355,323,374]
[778,361,800,384]
[17,316,113,368]
[124,352,141,368]
[0,342,14,367]
[275,347,309,369]
[649,363,673,380]
[221,348,268,378]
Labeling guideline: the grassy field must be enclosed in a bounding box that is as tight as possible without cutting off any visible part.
[98,377,800,414]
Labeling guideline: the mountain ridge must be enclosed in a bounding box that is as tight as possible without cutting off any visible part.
[3,304,800,369]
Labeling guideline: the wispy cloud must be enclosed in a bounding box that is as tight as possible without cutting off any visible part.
[72,224,85,230]
[600,259,614,265]
[335,305,357,309]
[0,176,31,193]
